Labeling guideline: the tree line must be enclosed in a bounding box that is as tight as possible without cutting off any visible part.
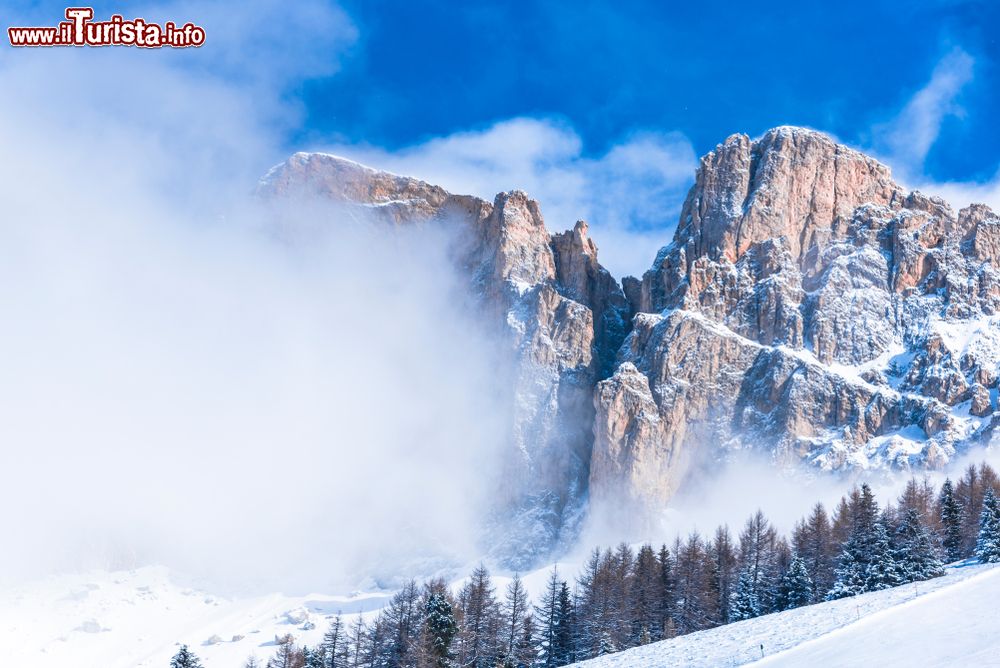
[171,462,1000,668]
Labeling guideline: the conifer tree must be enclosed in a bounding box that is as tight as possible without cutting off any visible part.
[499,574,532,668]
[456,565,500,668]
[268,634,305,668]
[792,503,836,599]
[863,516,902,591]
[735,510,778,614]
[573,549,602,660]
[777,556,813,610]
[831,495,853,548]
[975,488,1000,563]
[170,645,203,668]
[302,646,324,668]
[348,615,368,668]
[422,589,458,668]
[939,478,964,562]
[629,544,661,643]
[957,464,983,555]
[707,527,737,625]
[373,579,422,667]
[828,483,884,599]
[554,581,575,665]
[535,568,563,668]
[894,507,944,581]
[729,568,761,621]
[671,533,711,633]
[656,544,674,639]
[322,615,347,668]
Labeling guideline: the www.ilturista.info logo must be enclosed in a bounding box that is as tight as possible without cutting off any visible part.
[8,7,205,48]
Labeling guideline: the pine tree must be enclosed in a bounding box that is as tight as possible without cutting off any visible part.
[302,646,325,668]
[735,510,778,614]
[244,655,262,668]
[777,556,813,610]
[574,548,603,659]
[864,516,902,591]
[554,581,575,665]
[422,590,458,668]
[826,546,866,600]
[628,544,661,643]
[707,527,737,625]
[597,630,616,656]
[455,565,500,668]
[656,544,674,640]
[939,478,964,562]
[828,483,884,599]
[171,645,204,668]
[535,568,562,668]
[893,507,944,582]
[729,568,761,620]
[975,488,1000,563]
[793,503,836,598]
[671,533,712,634]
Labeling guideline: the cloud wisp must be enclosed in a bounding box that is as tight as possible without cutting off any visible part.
[320,117,698,278]
[871,46,1000,212]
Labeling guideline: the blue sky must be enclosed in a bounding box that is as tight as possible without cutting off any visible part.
[301,0,998,182]
[3,0,998,274]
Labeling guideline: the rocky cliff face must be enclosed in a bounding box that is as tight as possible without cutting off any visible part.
[592,127,1000,524]
[258,152,628,565]
[260,128,1000,558]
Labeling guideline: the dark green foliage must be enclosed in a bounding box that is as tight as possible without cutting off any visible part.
[894,507,944,581]
[976,488,1000,563]
[170,645,203,668]
[939,478,964,562]
[423,590,458,668]
[777,556,813,610]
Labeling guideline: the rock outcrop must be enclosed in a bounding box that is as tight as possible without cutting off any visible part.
[592,127,1000,522]
[258,153,625,565]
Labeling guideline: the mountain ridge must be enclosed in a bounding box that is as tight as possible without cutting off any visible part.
[259,126,1000,560]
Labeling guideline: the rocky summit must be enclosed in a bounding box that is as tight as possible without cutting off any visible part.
[259,127,1000,563]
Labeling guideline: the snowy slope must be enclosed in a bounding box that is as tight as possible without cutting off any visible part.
[571,562,1000,668]
[0,566,391,668]
[0,562,575,668]
[6,561,997,667]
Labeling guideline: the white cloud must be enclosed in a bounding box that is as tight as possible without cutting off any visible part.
[871,47,1000,212]
[321,118,697,277]
[0,2,512,594]
[877,47,974,177]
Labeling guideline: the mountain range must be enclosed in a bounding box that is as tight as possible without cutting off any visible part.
[258,126,1000,566]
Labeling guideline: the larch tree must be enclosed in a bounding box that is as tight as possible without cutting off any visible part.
[499,574,532,668]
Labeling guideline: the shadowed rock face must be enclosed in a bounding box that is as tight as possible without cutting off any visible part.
[260,126,1000,556]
